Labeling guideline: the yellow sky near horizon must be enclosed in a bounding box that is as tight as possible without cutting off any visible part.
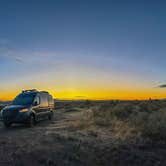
[0,86,166,101]
[0,66,166,101]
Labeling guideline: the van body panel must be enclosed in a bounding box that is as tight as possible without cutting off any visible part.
[1,90,54,126]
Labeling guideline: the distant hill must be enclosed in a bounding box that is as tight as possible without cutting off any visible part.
[0,101,11,111]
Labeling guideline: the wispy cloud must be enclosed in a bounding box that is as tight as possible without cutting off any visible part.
[158,84,166,88]
[14,56,24,63]
[0,50,24,63]
[0,39,24,63]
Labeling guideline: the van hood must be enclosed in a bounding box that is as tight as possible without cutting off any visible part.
[3,105,28,111]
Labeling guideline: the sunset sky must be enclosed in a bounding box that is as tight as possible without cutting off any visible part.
[0,0,166,100]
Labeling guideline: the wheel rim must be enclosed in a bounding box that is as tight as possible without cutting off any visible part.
[30,115,35,126]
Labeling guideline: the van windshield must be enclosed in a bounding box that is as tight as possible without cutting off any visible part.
[12,93,36,106]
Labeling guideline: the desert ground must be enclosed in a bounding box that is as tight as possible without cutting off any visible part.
[1,100,166,166]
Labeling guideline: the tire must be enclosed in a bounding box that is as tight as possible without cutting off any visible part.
[48,111,53,120]
[28,115,35,127]
[4,122,12,128]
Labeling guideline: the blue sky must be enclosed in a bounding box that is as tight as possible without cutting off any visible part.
[0,0,166,99]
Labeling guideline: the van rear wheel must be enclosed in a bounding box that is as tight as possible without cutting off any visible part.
[48,111,53,120]
[28,115,35,127]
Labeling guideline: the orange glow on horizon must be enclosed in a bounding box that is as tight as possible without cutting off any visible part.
[0,88,166,101]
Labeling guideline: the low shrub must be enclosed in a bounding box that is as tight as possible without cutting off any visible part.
[139,108,166,142]
[91,101,166,143]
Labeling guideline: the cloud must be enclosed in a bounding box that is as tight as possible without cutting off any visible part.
[0,40,24,63]
[0,40,83,67]
[14,57,24,63]
[75,96,87,98]
[0,50,24,63]
[158,84,166,88]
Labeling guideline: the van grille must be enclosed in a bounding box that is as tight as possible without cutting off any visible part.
[3,110,18,121]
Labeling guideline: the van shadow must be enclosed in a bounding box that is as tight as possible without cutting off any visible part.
[0,118,52,133]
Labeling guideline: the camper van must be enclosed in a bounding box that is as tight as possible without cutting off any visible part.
[1,89,54,127]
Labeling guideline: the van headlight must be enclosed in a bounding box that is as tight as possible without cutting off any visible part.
[19,109,28,113]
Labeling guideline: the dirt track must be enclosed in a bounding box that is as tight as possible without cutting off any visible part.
[1,109,166,166]
[0,110,98,166]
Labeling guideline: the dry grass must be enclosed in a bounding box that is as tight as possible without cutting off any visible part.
[76,100,166,143]
[1,100,166,165]
[2,99,166,143]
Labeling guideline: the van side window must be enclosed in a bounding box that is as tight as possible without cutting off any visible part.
[40,93,49,107]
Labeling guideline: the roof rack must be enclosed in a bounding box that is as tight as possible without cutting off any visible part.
[40,91,49,94]
[22,89,38,93]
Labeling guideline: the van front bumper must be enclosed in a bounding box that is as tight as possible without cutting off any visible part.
[3,112,30,123]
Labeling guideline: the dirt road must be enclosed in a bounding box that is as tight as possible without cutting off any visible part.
[0,110,99,166]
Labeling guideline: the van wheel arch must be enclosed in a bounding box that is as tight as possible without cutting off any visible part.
[48,110,53,120]
[28,113,36,127]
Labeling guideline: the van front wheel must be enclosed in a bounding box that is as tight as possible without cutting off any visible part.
[28,115,35,127]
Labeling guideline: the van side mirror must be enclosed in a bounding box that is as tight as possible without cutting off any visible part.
[33,101,38,106]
